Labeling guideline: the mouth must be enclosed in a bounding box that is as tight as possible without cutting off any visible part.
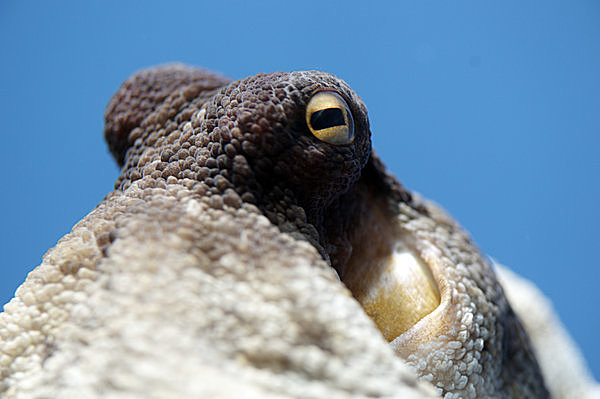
[332,156,444,346]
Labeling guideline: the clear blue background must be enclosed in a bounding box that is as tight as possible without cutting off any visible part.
[1,0,598,380]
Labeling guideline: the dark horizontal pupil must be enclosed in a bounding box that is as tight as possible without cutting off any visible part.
[310,108,345,130]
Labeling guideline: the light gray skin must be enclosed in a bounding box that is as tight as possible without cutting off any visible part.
[0,64,586,398]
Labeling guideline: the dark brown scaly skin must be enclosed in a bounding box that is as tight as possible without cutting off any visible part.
[0,64,549,398]
[107,67,372,260]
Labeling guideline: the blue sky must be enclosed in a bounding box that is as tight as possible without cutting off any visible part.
[1,0,599,380]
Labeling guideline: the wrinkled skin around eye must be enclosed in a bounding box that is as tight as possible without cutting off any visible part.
[1,64,595,399]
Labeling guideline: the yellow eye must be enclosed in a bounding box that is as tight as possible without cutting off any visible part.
[306,90,354,145]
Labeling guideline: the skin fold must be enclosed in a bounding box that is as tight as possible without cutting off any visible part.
[0,64,595,398]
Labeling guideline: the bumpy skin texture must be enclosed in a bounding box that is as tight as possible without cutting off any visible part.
[495,264,600,399]
[0,64,590,398]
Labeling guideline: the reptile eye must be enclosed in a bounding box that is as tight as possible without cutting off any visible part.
[306,90,354,145]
